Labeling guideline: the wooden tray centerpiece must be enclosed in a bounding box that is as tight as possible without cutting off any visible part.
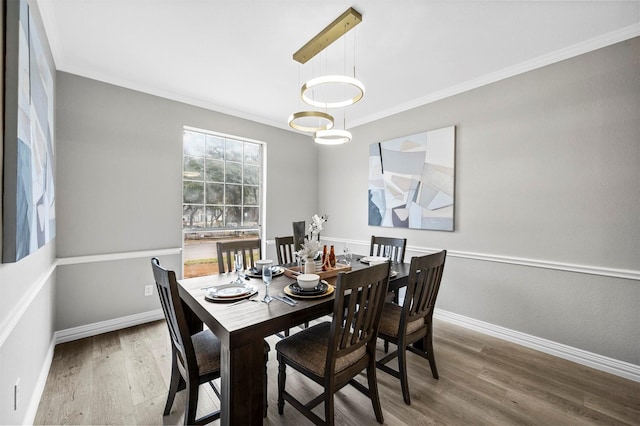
[284,263,352,280]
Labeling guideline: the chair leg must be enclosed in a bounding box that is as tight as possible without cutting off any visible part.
[164,350,180,415]
[397,344,411,405]
[184,378,199,425]
[367,361,385,424]
[264,349,269,417]
[324,391,335,426]
[383,339,389,353]
[425,326,439,379]
[277,356,286,414]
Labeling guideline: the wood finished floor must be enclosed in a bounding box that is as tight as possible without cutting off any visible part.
[34,319,640,425]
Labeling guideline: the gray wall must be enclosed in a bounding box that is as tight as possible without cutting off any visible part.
[318,38,640,364]
[0,2,57,424]
[54,72,318,330]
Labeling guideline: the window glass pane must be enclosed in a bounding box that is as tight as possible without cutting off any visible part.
[225,184,242,205]
[244,143,261,164]
[225,206,241,227]
[184,131,205,156]
[205,159,224,182]
[206,206,224,228]
[206,135,225,159]
[225,162,242,184]
[206,182,224,204]
[225,139,243,162]
[183,205,203,228]
[183,156,204,180]
[243,207,259,226]
[243,185,259,205]
[183,181,204,204]
[244,164,259,185]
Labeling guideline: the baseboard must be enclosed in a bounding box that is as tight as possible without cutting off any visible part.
[54,309,165,344]
[23,338,56,425]
[434,308,640,383]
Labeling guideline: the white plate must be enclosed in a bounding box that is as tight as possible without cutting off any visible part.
[360,256,389,264]
[205,283,253,299]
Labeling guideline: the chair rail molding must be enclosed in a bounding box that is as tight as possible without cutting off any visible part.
[0,262,57,348]
[322,237,640,281]
[56,247,182,265]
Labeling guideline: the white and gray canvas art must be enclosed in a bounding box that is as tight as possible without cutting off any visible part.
[368,126,455,231]
[3,0,56,262]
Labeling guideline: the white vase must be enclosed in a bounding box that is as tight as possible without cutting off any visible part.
[304,258,316,274]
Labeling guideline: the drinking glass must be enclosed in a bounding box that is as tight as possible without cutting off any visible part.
[343,242,352,266]
[262,265,273,303]
[296,252,303,273]
[234,253,244,283]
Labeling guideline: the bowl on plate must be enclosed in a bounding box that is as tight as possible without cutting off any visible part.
[297,273,320,290]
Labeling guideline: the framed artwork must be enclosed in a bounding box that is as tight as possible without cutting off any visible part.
[368,126,455,231]
[3,0,56,262]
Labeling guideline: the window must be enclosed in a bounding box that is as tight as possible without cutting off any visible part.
[182,128,263,277]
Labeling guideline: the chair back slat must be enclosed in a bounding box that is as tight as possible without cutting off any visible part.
[151,257,198,377]
[275,236,295,264]
[404,251,447,324]
[328,263,390,370]
[370,236,407,263]
[216,239,262,273]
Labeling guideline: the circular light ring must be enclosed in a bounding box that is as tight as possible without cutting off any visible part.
[288,111,334,132]
[301,75,365,108]
[314,129,352,145]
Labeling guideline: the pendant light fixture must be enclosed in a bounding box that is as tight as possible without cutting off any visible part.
[288,7,364,145]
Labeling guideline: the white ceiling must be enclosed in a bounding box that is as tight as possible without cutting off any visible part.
[37,1,640,132]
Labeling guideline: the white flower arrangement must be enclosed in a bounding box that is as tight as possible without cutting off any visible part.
[307,214,328,237]
[297,238,322,260]
[296,213,328,260]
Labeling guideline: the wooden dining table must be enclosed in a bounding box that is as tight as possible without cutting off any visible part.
[177,256,409,425]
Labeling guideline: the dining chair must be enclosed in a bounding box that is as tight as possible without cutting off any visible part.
[151,257,222,424]
[275,235,309,337]
[375,250,447,405]
[275,262,391,425]
[292,220,306,251]
[216,239,261,273]
[152,258,270,422]
[370,235,407,263]
[275,236,296,265]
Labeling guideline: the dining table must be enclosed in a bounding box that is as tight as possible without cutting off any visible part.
[177,255,409,425]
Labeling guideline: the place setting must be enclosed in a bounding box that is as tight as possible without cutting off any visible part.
[245,261,286,279]
[359,255,398,277]
[203,282,258,303]
[283,273,335,299]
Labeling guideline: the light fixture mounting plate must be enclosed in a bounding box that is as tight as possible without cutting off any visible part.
[293,7,362,64]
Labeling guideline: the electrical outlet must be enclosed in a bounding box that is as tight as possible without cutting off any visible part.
[14,378,20,411]
[144,284,153,296]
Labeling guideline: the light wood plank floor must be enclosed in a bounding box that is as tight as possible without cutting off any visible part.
[35,319,640,425]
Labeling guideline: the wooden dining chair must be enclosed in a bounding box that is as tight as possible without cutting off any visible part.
[275,236,296,265]
[151,257,222,425]
[376,250,447,405]
[274,235,308,337]
[275,262,391,425]
[216,239,261,273]
[292,220,306,251]
[370,235,407,263]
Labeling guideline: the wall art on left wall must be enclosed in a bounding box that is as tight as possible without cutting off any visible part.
[2,0,56,262]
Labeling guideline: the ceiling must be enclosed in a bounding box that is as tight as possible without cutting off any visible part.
[37,1,639,133]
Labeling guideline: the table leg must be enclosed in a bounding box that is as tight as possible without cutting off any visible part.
[220,339,265,425]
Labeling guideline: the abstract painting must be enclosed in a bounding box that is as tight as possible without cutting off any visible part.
[3,0,56,262]
[368,126,455,231]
